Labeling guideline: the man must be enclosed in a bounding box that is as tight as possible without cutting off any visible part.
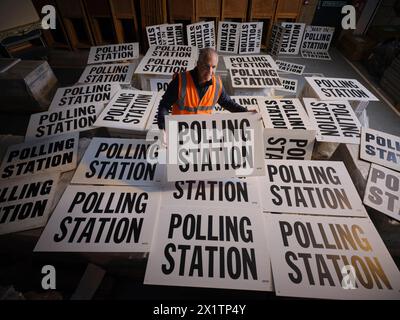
[157,47,252,131]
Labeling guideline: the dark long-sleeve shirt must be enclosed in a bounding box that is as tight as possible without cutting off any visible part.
[157,67,247,129]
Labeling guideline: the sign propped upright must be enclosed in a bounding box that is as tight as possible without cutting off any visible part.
[217,22,240,53]
[239,22,263,54]
[187,21,216,49]
[279,23,306,55]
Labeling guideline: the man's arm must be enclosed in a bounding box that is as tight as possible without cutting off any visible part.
[157,76,179,130]
[217,87,248,112]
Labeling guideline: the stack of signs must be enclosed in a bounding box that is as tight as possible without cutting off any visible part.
[303,98,362,144]
[217,22,240,53]
[0,173,59,235]
[279,23,306,55]
[165,113,265,181]
[71,138,164,186]
[94,89,157,135]
[25,103,105,141]
[360,127,400,172]
[49,83,120,110]
[34,185,161,252]
[259,160,368,217]
[304,77,379,102]
[301,26,335,60]
[135,45,198,76]
[0,133,78,179]
[275,60,305,75]
[265,213,400,299]
[239,22,263,54]
[87,43,139,65]
[144,206,273,291]
[214,96,262,114]
[364,164,400,222]
[78,63,135,85]
[187,21,215,49]
[268,24,284,56]
[224,55,282,89]
[146,24,184,46]
[258,99,314,131]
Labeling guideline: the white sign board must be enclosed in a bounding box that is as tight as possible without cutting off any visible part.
[161,178,261,209]
[214,96,261,114]
[303,98,362,144]
[144,205,273,291]
[187,21,216,49]
[259,99,314,130]
[149,78,171,92]
[304,77,379,101]
[260,160,367,217]
[94,90,156,132]
[360,127,400,172]
[364,164,400,221]
[78,63,135,84]
[25,103,104,141]
[265,213,400,299]
[71,138,164,186]
[34,185,161,252]
[275,60,305,75]
[229,67,282,88]
[264,129,316,160]
[217,22,240,53]
[301,26,334,53]
[0,173,59,235]
[223,55,277,70]
[87,43,139,64]
[268,24,284,56]
[145,92,164,131]
[301,50,331,60]
[166,113,265,181]
[0,133,78,179]
[239,22,263,54]
[147,24,184,46]
[280,78,298,94]
[49,83,120,110]
[279,23,306,55]
[135,45,197,76]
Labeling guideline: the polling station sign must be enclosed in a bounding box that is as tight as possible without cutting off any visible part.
[259,99,314,130]
[213,96,261,114]
[364,164,400,222]
[360,127,400,172]
[187,21,215,49]
[229,66,282,88]
[25,103,104,141]
[49,83,120,110]
[303,98,362,144]
[268,24,284,56]
[144,205,273,291]
[279,23,305,55]
[135,45,197,76]
[87,43,139,64]
[79,63,135,84]
[301,26,334,53]
[280,78,298,94]
[0,173,59,236]
[239,22,263,54]
[166,113,265,181]
[275,60,305,75]
[147,24,184,46]
[94,90,156,132]
[149,78,170,92]
[161,178,262,209]
[301,50,331,60]
[34,185,161,252]
[304,77,379,101]
[264,129,315,160]
[223,55,277,70]
[217,22,240,53]
[71,138,164,186]
[259,160,367,217]
[265,213,400,299]
[145,92,164,131]
[0,133,78,180]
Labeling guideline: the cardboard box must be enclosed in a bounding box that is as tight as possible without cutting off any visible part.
[0,59,58,113]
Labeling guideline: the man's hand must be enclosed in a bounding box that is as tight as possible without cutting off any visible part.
[249,109,263,121]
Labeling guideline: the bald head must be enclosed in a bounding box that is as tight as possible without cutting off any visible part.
[197,48,218,84]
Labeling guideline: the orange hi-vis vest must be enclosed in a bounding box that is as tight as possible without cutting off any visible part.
[172,71,223,115]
